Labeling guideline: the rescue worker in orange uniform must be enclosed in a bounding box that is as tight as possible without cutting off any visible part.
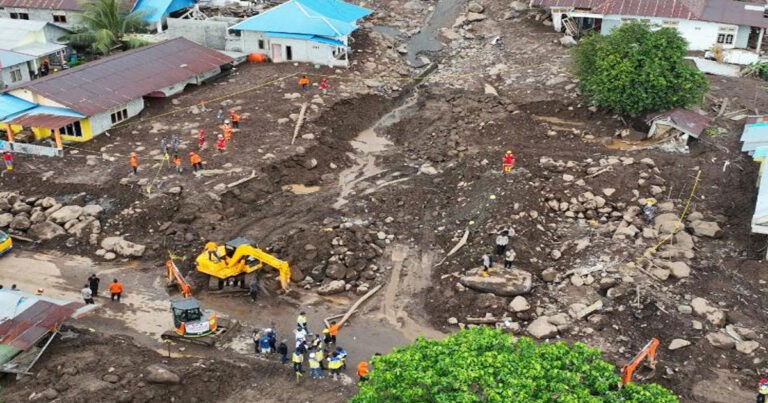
[328,321,339,345]
[356,361,369,383]
[298,75,310,91]
[230,110,240,129]
[189,151,203,172]
[221,121,233,141]
[108,279,123,302]
[172,154,182,174]
[129,152,139,175]
[502,150,516,173]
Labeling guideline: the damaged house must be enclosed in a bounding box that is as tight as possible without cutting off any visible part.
[530,0,768,53]
[646,108,709,153]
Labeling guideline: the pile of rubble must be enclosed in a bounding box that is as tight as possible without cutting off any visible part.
[0,191,145,260]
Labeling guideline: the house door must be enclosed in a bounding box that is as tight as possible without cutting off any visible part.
[271,44,281,62]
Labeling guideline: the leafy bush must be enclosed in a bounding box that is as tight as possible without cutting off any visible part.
[353,327,677,402]
[743,62,768,80]
[574,21,708,117]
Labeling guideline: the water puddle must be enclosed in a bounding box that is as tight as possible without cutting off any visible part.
[334,92,419,209]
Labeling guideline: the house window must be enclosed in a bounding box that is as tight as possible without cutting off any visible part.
[9,68,22,83]
[286,46,293,61]
[58,121,83,137]
[258,39,264,49]
[53,14,67,23]
[110,108,128,124]
[10,12,29,19]
[717,34,734,44]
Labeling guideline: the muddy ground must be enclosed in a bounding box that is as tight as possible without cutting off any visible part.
[1,2,768,402]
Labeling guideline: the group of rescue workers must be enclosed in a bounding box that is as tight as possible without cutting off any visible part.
[252,311,372,383]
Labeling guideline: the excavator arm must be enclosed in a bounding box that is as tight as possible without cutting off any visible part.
[620,338,659,385]
[195,243,290,290]
[166,259,193,298]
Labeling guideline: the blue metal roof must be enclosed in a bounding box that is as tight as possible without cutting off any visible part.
[0,50,34,69]
[132,0,196,23]
[264,32,344,46]
[0,94,35,121]
[741,121,768,154]
[2,105,85,123]
[231,0,371,37]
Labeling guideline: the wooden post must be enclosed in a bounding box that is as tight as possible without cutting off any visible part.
[5,123,13,142]
[53,128,63,150]
[757,28,765,55]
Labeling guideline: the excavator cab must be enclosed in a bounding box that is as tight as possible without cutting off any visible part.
[169,297,217,337]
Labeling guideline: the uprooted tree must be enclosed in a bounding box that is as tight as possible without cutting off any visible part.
[574,21,708,117]
[353,327,677,402]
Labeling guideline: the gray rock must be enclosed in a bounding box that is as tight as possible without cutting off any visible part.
[546,76,569,86]
[541,268,557,282]
[559,35,577,47]
[11,202,31,214]
[30,211,46,224]
[68,217,96,238]
[706,332,735,349]
[509,0,528,10]
[483,83,499,97]
[100,236,146,257]
[167,186,183,194]
[509,296,530,312]
[49,205,84,224]
[302,158,318,169]
[145,364,180,384]
[82,204,104,217]
[0,212,13,228]
[419,164,438,175]
[102,374,120,383]
[736,340,759,354]
[654,213,682,234]
[28,221,66,241]
[668,339,691,350]
[40,197,56,209]
[691,297,726,327]
[466,12,486,22]
[10,214,31,230]
[665,261,691,279]
[213,183,227,193]
[688,220,723,238]
[467,1,484,13]
[325,263,347,280]
[677,305,692,314]
[317,280,346,295]
[447,317,459,325]
[103,252,117,261]
[459,269,532,297]
[527,317,558,339]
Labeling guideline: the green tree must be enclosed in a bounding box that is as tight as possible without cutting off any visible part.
[353,327,677,402]
[64,0,148,55]
[573,21,708,117]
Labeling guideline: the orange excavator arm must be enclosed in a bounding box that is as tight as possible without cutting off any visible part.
[621,338,659,385]
[166,259,193,298]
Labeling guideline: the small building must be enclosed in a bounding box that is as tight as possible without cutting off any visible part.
[646,108,709,153]
[0,0,88,28]
[0,18,71,77]
[2,37,233,143]
[0,50,36,87]
[531,0,768,53]
[227,0,372,67]
[740,116,768,237]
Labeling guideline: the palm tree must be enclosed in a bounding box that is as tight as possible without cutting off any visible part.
[64,0,148,55]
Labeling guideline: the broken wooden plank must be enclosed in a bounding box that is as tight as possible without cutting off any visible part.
[434,228,469,267]
[328,284,383,328]
[226,170,257,188]
[291,103,308,145]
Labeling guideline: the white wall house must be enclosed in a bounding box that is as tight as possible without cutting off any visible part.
[0,1,83,29]
[0,50,34,88]
[0,18,72,77]
[534,0,768,54]
[227,0,372,67]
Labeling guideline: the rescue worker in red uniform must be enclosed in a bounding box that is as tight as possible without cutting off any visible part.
[215,134,226,153]
[502,150,516,172]
[197,129,206,150]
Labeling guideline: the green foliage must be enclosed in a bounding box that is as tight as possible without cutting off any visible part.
[63,0,147,55]
[353,327,677,403]
[743,62,768,80]
[573,21,708,117]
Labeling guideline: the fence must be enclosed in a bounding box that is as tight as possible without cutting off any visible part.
[0,140,62,157]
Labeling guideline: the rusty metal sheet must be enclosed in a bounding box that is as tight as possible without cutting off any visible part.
[18,38,234,117]
[593,0,705,19]
[648,108,709,137]
[0,300,79,351]
[7,114,80,129]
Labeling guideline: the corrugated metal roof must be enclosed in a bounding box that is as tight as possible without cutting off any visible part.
[0,94,36,120]
[649,108,709,138]
[0,18,70,51]
[0,0,137,10]
[231,0,371,37]
[0,290,81,351]
[0,49,35,68]
[6,38,234,116]
[132,0,196,23]
[532,0,768,28]
[12,43,67,58]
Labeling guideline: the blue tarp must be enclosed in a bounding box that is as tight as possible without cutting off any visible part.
[231,0,371,37]
[132,0,195,23]
[0,94,35,121]
[264,32,344,46]
[741,122,768,154]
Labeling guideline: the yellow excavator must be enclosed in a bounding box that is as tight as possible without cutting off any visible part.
[195,237,291,291]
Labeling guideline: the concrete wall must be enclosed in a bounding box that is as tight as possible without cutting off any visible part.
[0,8,81,29]
[0,63,32,88]
[89,97,145,136]
[154,67,222,96]
[599,16,739,51]
[166,17,238,50]
[234,31,346,66]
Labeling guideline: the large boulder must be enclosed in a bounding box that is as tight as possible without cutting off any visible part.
[654,213,682,234]
[0,213,12,228]
[67,217,96,238]
[691,297,726,327]
[100,236,146,257]
[10,215,31,230]
[317,280,346,295]
[49,205,83,224]
[526,317,558,339]
[81,204,104,217]
[688,220,723,238]
[706,332,735,349]
[145,364,180,384]
[459,269,532,297]
[664,261,691,279]
[325,263,347,280]
[28,221,66,241]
